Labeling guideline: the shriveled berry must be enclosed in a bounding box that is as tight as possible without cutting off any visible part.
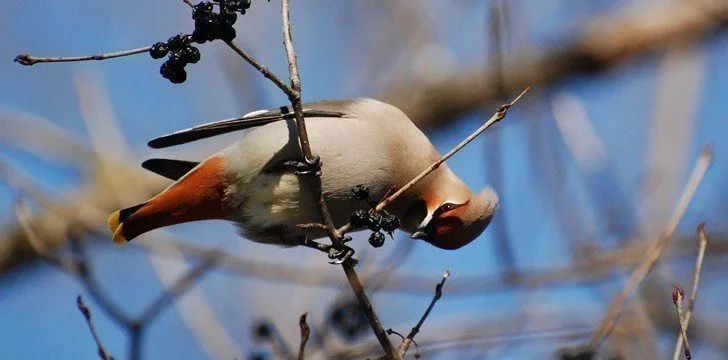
[167,33,190,51]
[351,185,370,201]
[350,210,368,228]
[149,42,169,59]
[180,46,201,64]
[366,212,383,232]
[382,214,400,234]
[368,231,385,248]
[192,1,213,20]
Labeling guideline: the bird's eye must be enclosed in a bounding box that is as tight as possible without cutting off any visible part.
[441,203,456,212]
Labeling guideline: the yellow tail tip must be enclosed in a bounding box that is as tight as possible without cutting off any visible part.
[112,224,127,245]
[108,210,121,232]
[108,210,126,245]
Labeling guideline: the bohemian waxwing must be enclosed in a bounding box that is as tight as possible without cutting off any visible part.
[108,99,498,250]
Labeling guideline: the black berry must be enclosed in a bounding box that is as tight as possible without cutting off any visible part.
[192,1,214,20]
[180,46,201,64]
[368,231,385,248]
[248,352,267,360]
[160,61,187,84]
[329,300,368,340]
[166,52,187,67]
[382,214,400,234]
[167,33,190,51]
[253,321,272,340]
[218,24,236,42]
[193,20,214,43]
[366,212,383,232]
[220,9,238,25]
[149,42,169,59]
[351,185,370,201]
[350,210,368,228]
[236,0,252,12]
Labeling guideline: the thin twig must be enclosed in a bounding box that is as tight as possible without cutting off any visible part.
[397,271,451,358]
[672,222,709,360]
[278,1,396,357]
[182,0,194,7]
[280,0,312,163]
[298,312,311,360]
[225,41,295,97]
[588,145,712,350]
[15,46,151,66]
[77,295,115,360]
[672,285,692,359]
[139,255,219,323]
[375,87,530,212]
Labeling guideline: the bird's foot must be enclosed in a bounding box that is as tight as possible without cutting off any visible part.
[299,236,357,265]
[281,155,321,177]
[327,244,356,265]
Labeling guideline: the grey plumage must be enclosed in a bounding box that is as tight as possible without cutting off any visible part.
[128,99,497,249]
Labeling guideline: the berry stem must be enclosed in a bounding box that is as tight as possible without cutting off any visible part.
[224,41,295,98]
[15,46,152,66]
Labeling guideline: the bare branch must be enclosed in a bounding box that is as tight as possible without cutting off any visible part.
[384,0,728,130]
[278,0,396,357]
[397,271,451,358]
[77,295,115,360]
[225,41,295,98]
[672,285,692,360]
[375,87,530,212]
[139,254,219,323]
[15,46,151,66]
[298,312,310,360]
[672,222,709,360]
[588,146,713,350]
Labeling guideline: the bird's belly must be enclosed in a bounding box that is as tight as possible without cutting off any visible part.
[227,172,320,244]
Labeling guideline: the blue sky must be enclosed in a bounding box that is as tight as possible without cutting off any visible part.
[1,1,726,359]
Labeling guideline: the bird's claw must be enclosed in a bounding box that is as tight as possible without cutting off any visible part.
[282,155,321,177]
[328,245,357,265]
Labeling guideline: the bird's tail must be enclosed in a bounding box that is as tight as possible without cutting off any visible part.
[107,155,231,245]
[108,203,147,244]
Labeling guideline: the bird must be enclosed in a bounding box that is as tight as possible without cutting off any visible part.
[107,99,498,250]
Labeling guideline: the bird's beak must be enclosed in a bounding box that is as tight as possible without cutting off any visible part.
[411,212,434,240]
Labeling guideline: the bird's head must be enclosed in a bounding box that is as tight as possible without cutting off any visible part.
[411,187,498,250]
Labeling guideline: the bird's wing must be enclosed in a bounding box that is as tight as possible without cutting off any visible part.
[147,101,353,149]
[142,158,200,180]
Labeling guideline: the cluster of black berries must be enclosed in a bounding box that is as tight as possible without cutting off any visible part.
[150,34,201,83]
[349,185,400,248]
[148,1,253,84]
[192,0,250,43]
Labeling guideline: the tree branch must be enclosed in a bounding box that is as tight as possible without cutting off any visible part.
[278,0,395,357]
[397,271,450,358]
[375,87,528,212]
[672,222,709,360]
[588,146,712,350]
[76,295,115,360]
[15,46,152,66]
[672,285,692,360]
[298,312,310,360]
[225,40,295,98]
